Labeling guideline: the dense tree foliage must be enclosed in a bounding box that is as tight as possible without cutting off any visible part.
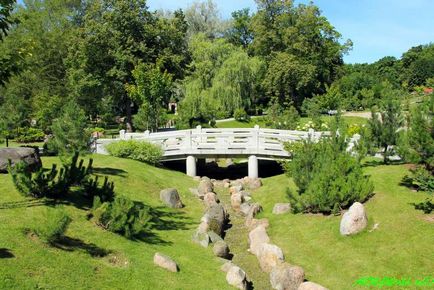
[0,0,432,138]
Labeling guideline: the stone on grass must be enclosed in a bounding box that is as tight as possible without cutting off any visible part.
[205,204,226,236]
[204,192,219,207]
[298,282,328,290]
[244,177,262,190]
[270,263,305,290]
[257,243,284,272]
[213,240,229,258]
[153,253,179,272]
[231,192,243,210]
[208,231,223,243]
[193,176,201,182]
[0,147,42,173]
[247,218,270,230]
[240,203,252,216]
[245,203,263,226]
[226,265,248,290]
[230,184,243,194]
[192,230,210,248]
[198,179,214,196]
[159,188,183,208]
[221,261,234,272]
[272,203,291,215]
[248,225,270,256]
[340,202,368,236]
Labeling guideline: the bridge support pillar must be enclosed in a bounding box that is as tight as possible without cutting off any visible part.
[248,155,258,179]
[186,156,197,177]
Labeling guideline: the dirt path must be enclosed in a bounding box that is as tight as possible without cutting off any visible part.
[217,187,271,290]
[343,111,372,119]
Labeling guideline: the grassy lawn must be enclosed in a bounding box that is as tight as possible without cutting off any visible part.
[0,155,232,289]
[0,140,44,148]
[216,116,368,129]
[251,161,433,289]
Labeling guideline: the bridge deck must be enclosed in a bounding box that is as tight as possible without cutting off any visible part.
[96,126,328,161]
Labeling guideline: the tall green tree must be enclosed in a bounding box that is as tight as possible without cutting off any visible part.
[51,101,89,159]
[250,0,351,108]
[368,98,404,164]
[127,63,172,131]
[0,0,16,41]
[225,8,253,49]
[67,0,189,131]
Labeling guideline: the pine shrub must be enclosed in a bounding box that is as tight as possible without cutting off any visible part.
[33,207,71,244]
[106,140,162,165]
[92,196,152,239]
[284,136,374,214]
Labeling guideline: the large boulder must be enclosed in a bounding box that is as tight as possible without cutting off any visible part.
[198,179,214,196]
[159,188,183,208]
[248,225,270,256]
[153,253,179,272]
[272,203,291,215]
[245,203,263,227]
[340,202,368,236]
[298,282,328,290]
[270,263,305,290]
[204,204,226,236]
[207,231,223,243]
[213,240,230,258]
[257,243,284,272]
[230,184,243,194]
[226,265,248,290]
[0,147,42,173]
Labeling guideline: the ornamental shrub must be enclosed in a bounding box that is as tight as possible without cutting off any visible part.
[106,140,162,165]
[92,196,152,239]
[15,127,45,143]
[33,207,71,244]
[234,108,250,122]
[284,135,374,214]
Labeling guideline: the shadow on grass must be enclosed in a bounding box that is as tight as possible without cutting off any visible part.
[0,248,14,258]
[53,236,111,257]
[93,167,127,177]
[130,206,196,245]
[0,198,57,210]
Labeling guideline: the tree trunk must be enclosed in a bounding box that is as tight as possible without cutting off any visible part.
[125,98,133,133]
[6,137,9,147]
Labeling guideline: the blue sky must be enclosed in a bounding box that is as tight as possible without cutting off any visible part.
[147,0,434,64]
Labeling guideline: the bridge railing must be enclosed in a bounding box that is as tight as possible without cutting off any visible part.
[96,125,331,159]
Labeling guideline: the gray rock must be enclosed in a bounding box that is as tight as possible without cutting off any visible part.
[198,179,214,196]
[192,230,210,247]
[221,261,234,272]
[204,192,219,207]
[159,188,183,208]
[298,282,328,290]
[205,204,226,236]
[272,203,291,215]
[230,184,243,194]
[0,147,42,173]
[244,177,262,189]
[270,263,304,290]
[189,188,200,197]
[247,218,270,230]
[340,202,368,236]
[248,225,270,256]
[213,240,229,258]
[231,192,243,210]
[245,203,263,226]
[240,203,252,216]
[226,265,248,290]
[153,252,179,272]
[207,230,223,243]
[257,243,284,272]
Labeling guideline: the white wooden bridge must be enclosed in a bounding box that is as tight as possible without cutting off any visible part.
[96,126,329,178]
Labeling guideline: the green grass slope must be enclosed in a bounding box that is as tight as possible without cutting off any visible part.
[0,155,232,290]
[252,162,433,289]
[216,116,367,129]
